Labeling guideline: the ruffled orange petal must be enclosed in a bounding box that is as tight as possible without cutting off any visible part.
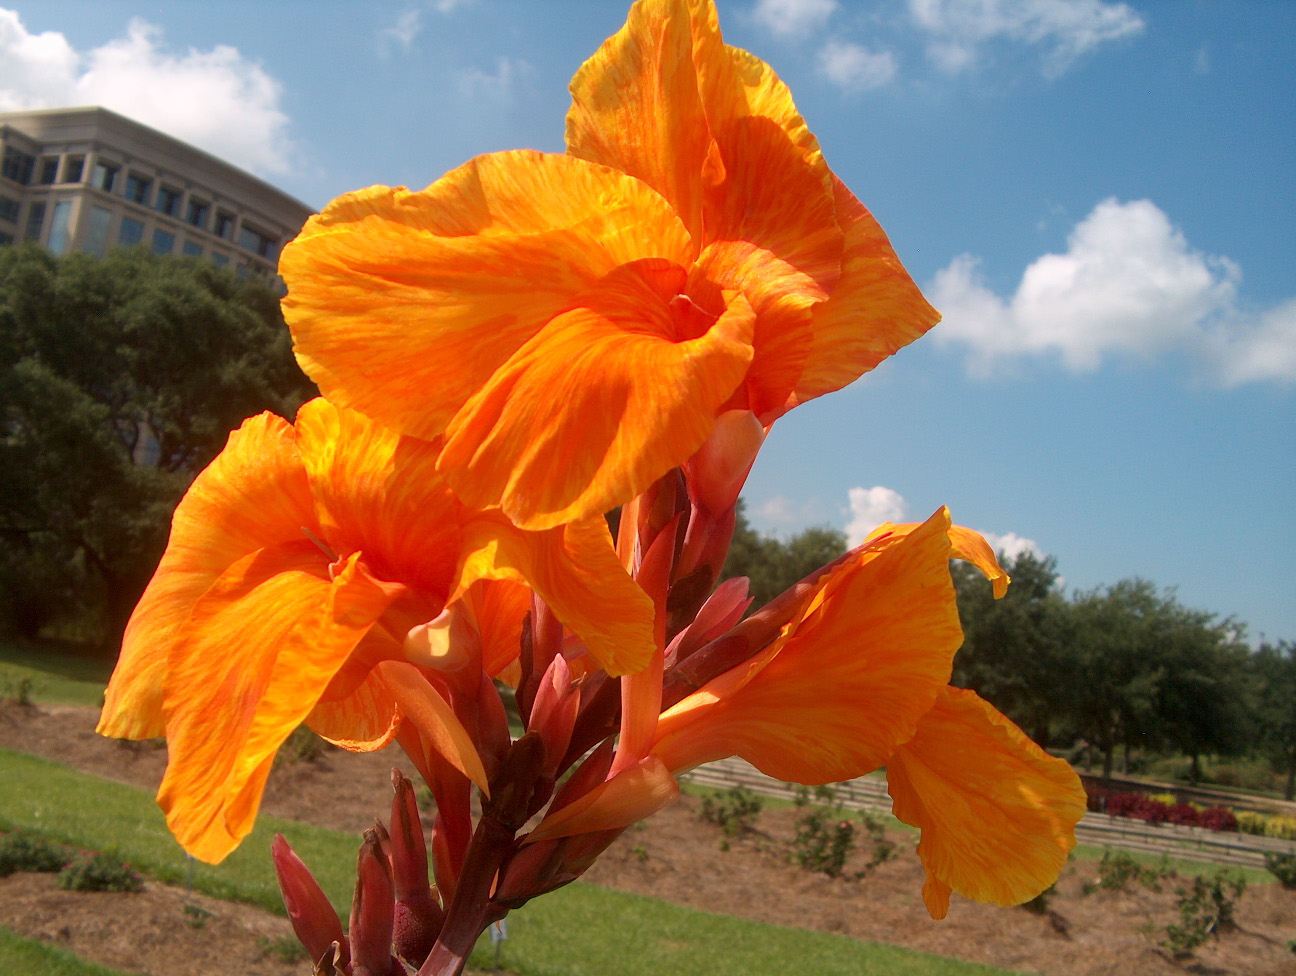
[157,547,406,863]
[787,175,940,414]
[438,264,755,528]
[887,687,1086,919]
[456,516,656,678]
[99,413,315,740]
[281,151,692,442]
[292,397,462,596]
[526,756,678,842]
[457,579,531,680]
[307,664,401,752]
[866,518,1009,599]
[650,508,962,781]
[375,661,490,795]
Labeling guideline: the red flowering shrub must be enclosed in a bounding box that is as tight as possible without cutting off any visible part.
[1198,807,1238,833]
[1102,793,1239,832]
[1167,803,1201,827]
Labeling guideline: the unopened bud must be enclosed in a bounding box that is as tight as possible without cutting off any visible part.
[272,834,349,970]
[388,770,445,968]
[686,409,765,515]
[350,829,396,976]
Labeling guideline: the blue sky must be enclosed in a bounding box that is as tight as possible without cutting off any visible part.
[3,0,1293,642]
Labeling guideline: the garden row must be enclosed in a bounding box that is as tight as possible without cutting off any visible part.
[1089,787,1296,838]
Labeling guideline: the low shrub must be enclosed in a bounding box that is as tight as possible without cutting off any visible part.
[1237,810,1268,835]
[1265,815,1296,841]
[1160,870,1246,959]
[0,831,68,875]
[1265,853,1296,889]
[1084,849,1173,895]
[791,810,856,877]
[57,850,144,893]
[1198,806,1237,832]
[1103,793,1236,831]
[699,787,763,839]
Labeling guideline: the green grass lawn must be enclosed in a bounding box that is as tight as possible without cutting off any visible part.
[0,640,113,708]
[0,928,136,976]
[0,748,1023,976]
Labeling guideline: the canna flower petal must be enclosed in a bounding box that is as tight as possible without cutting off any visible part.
[525,756,679,843]
[887,686,1086,920]
[281,152,693,443]
[98,413,315,739]
[438,265,755,528]
[157,547,405,863]
[650,508,963,782]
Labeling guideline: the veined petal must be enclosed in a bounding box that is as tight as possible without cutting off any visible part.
[157,547,406,863]
[99,412,315,740]
[456,516,656,678]
[456,579,531,680]
[887,687,1086,919]
[439,264,755,528]
[789,176,940,412]
[307,664,401,752]
[651,508,962,782]
[865,517,1009,598]
[376,661,490,795]
[566,0,715,241]
[293,397,461,596]
[526,756,678,842]
[282,152,692,441]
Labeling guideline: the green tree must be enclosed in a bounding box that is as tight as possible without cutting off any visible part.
[0,244,315,644]
[720,500,847,609]
[950,550,1069,746]
[1251,641,1296,800]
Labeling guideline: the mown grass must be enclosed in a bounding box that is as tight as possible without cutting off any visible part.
[0,749,1022,976]
[0,927,135,976]
[0,640,113,708]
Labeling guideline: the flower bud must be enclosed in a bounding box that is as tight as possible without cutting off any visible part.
[271,834,349,971]
[350,829,397,976]
[388,770,445,968]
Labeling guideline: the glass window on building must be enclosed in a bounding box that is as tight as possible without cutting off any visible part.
[39,157,59,185]
[155,185,181,218]
[24,201,45,242]
[213,210,235,240]
[63,156,84,183]
[237,224,277,259]
[119,216,144,247]
[185,198,209,229]
[1,147,36,185]
[152,228,175,255]
[48,200,73,254]
[0,195,18,224]
[182,239,203,257]
[91,162,119,193]
[0,230,12,245]
[125,172,152,205]
[211,252,229,267]
[84,205,112,257]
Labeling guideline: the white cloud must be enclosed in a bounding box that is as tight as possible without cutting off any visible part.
[817,40,898,92]
[0,9,294,176]
[753,494,829,527]
[378,9,423,55]
[845,486,908,547]
[456,56,533,101]
[929,198,1296,387]
[752,0,838,38]
[908,0,1144,76]
[978,530,1040,563]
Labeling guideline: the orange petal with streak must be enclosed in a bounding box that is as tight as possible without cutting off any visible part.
[651,508,962,782]
[157,548,405,863]
[281,152,692,442]
[99,412,315,740]
[526,756,679,843]
[887,686,1086,919]
[376,660,490,795]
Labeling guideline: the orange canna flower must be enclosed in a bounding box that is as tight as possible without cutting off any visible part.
[279,0,937,531]
[98,398,654,863]
[524,509,1084,915]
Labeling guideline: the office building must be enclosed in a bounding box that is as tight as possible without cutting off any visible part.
[0,106,312,276]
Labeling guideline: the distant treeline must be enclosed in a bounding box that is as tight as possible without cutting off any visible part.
[722,509,1296,801]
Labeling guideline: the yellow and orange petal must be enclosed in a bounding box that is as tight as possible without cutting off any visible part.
[281,152,693,444]
[649,508,963,782]
[157,548,406,863]
[887,687,1086,919]
[98,413,316,740]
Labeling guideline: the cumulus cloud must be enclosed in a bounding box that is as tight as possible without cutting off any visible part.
[753,494,830,527]
[908,0,1144,76]
[378,9,423,55]
[929,198,1296,387]
[817,40,897,92]
[978,530,1040,562]
[752,0,838,38]
[0,9,293,176]
[845,486,908,547]
[456,56,533,101]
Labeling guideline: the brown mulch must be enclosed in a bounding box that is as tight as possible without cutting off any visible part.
[2,702,1295,975]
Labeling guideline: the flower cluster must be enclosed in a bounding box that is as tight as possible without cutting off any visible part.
[97,2,1085,974]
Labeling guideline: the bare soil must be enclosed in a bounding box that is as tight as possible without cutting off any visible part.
[2,703,1295,976]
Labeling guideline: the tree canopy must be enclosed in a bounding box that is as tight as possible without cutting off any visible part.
[0,245,315,643]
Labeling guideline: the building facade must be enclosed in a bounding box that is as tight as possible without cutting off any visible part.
[0,107,312,277]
